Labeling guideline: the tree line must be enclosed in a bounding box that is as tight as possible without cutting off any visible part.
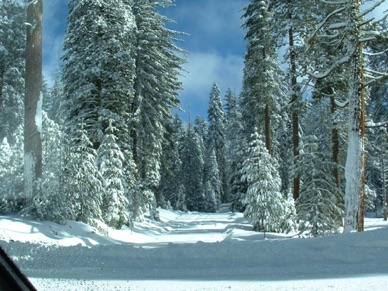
[0,0,387,236]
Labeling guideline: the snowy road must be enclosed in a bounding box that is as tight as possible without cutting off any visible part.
[1,206,388,290]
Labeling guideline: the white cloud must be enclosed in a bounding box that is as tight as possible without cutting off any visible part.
[182,51,243,98]
[177,51,244,119]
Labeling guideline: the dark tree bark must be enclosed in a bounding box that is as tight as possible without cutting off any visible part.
[288,25,300,201]
[383,159,387,221]
[264,103,272,156]
[24,0,43,200]
[330,94,342,189]
[0,70,3,111]
[0,70,4,139]
[358,43,366,232]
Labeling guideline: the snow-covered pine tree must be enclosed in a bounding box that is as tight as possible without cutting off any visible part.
[204,181,217,213]
[97,119,129,229]
[203,148,221,212]
[0,132,24,214]
[45,70,64,122]
[194,116,208,152]
[207,83,227,202]
[0,138,12,212]
[364,184,377,212]
[61,0,136,150]
[293,135,344,236]
[66,121,103,226]
[194,115,207,136]
[28,112,72,222]
[305,1,353,193]
[181,125,206,212]
[0,0,25,214]
[310,78,348,191]
[0,0,25,144]
[229,148,248,212]
[0,138,11,162]
[241,130,293,233]
[241,0,284,156]
[61,0,140,222]
[128,181,155,223]
[35,77,68,222]
[274,113,293,196]
[194,115,221,211]
[159,114,185,209]
[272,0,327,202]
[308,0,387,232]
[272,0,305,201]
[131,0,186,197]
[224,89,247,212]
[365,21,388,212]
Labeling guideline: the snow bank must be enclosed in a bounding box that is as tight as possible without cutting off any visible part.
[1,208,388,290]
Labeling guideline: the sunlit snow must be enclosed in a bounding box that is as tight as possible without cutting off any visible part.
[1,204,388,290]
[35,91,43,135]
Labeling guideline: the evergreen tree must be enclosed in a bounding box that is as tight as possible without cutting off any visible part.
[294,136,344,236]
[203,148,221,211]
[241,0,284,156]
[128,181,155,223]
[0,0,25,144]
[194,114,221,211]
[365,20,388,208]
[224,89,246,211]
[29,112,72,222]
[181,125,205,212]
[364,184,377,212]
[66,121,103,226]
[272,0,306,201]
[131,0,186,196]
[159,114,185,209]
[194,115,208,152]
[207,83,227,202]
[241,130,293,233]
[61,0,139,223]
[307,0,387,232]
[204,181,217,213]
[61,0,136,150]
[229,145,248,212]
[98,119,129,229]
[46,70,64,122]
[274,114,293,196]
[0,131,24,214]
[306,3,351,192]
[0,138,13,212]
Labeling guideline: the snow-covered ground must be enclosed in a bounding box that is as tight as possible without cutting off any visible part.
[1,204,388,290]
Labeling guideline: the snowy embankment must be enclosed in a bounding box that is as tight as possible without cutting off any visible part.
[1,204,388,290]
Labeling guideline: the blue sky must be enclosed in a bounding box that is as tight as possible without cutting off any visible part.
[162,0,249,120]
[42,0,249,121]
[42,0,387,121]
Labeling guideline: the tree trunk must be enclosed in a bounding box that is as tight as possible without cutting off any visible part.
[330,94,341,189]
[264,103,272,156]
[343,2,365,232]
[358,51,366,232]
[288,25,300,201]
[383,158,387,221]
[0,71,4,140]
[0,71,3,111]
[24,0,43,202]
